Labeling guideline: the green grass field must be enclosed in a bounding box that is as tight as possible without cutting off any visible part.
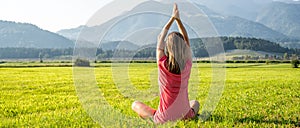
[0,63,299,127]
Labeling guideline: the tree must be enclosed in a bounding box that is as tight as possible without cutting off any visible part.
[39,52,43,63]
[265,54,269,60]
[283,53,288,60]
[291,54,299,68]
[74,58,90,67]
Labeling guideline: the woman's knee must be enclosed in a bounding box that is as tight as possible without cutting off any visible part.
[190,100,199,106]
[193,100,200,106]
[131,101,141,110]
[190,100,200,113]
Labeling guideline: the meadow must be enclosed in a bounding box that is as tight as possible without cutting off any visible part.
[0,62,299,127]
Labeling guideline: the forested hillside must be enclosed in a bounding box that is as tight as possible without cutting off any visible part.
[1,37,299,59]
[191,37,297,57]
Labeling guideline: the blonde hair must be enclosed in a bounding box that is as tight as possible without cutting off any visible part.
[166,32,191,74]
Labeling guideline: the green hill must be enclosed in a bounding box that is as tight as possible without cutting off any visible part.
[0,20,74,48]
[191,37,299,57]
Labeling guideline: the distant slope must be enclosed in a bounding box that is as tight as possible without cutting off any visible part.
[210,16,289,42]
[274,0,300,4]
[0,20,74,48]
[195,0,273,21]
[57,25,86,41]
[256,2,300,39]
[100,41,140,51]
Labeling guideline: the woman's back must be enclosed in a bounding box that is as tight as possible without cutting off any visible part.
[153,56,194,123]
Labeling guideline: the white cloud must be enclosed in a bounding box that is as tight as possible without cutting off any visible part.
[0,0,113,32]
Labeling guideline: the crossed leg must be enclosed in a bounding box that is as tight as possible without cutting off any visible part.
[132,101,156,119]
[132,100,199,119]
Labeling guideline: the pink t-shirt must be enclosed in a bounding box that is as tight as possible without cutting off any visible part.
[153,55,195,124]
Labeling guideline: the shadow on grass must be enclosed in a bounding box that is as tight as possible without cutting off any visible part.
[236,116,300,127]
[187,114,225,124]
[188,114,300,127]
[203,114,225,123]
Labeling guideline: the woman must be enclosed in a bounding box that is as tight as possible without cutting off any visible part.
[132,3,199,124]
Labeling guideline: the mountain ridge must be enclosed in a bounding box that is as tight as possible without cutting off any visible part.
[0,20,74,48]
[2,1,300,49]
[57,1,291,44]
[256,1,300,39]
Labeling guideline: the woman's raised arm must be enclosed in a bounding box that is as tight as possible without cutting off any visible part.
[157,15,175,61]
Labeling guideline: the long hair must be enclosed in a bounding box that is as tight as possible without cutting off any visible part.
[165,32,191,74]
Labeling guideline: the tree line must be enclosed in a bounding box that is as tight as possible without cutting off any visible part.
[190,37,300,57]
[0,37,299,59]
[0,48,73,59]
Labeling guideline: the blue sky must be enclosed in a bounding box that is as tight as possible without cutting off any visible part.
[0,0,112,32]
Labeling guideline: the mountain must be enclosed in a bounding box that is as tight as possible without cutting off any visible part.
[58,1,289,45]
[194,0,273,21]
[195,0,300,40]
[0,20,74,48]
[57,25,87,41]
[195,0,300,21]
[210,16,289,41]
[274,0,300,4]
[100,41,139,51]
[256,2,300,39]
